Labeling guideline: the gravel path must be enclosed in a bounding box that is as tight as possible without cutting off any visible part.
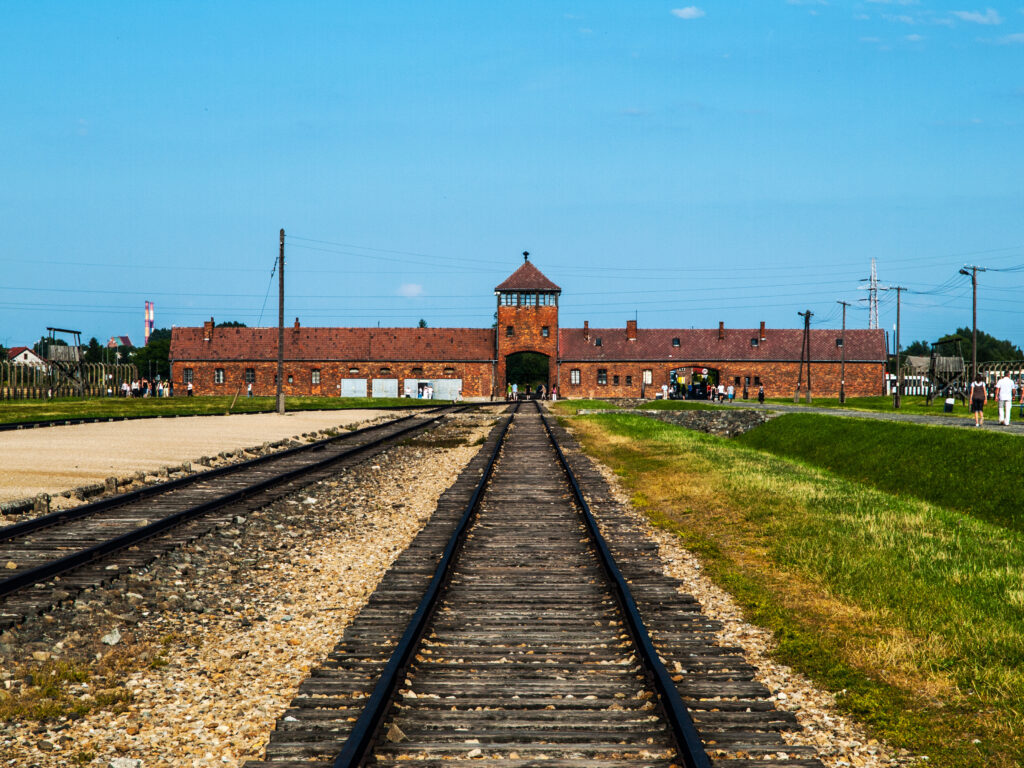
[0,410,395,503]
[0,412,494,767]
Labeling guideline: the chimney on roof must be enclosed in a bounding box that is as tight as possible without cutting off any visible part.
[626,319,637,341]
[718,321,725,341]
[583,321,590,341]
[759,321,766,341]
[294,317,300,330]
[203,318,214,342]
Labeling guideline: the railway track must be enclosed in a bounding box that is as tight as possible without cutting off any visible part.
[247,402,824,768]
[0,405,475,629]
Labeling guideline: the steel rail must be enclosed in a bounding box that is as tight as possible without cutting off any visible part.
[331,402,519,768]
[0,402,462,433]
[0,407,461,600]
[0,407,459,545]
[535,400,712,768]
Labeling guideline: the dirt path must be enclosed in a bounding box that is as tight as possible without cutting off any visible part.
[0,410,392,503]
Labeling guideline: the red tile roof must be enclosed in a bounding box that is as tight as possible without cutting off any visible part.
[170,326,496,362]
[558,326,886,363]
[494,261,561,293]
[7,346,29,360]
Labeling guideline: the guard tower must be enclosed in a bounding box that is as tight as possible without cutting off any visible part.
[495,253,561,397]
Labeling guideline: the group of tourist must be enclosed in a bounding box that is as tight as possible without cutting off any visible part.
[505,382,555,401]
[968,373,1022,427]
[107,379,172,398]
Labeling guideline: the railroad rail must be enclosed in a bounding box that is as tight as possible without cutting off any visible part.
[247,402,824,768]
[0,405,478,629]
[0,401,452,432]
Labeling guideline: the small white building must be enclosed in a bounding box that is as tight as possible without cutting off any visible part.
[7,347,46,366]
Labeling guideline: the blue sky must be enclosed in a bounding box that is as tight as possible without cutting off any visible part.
[2,1,1023,350]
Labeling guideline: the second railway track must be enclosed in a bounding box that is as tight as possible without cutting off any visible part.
[0,405,475,629]
[247,402,824,768]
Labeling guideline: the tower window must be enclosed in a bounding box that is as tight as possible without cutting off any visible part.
[506,325,514,337]
[541,326,549,338]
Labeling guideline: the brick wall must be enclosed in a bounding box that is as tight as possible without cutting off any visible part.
[557,361,885,399]
[171,360,497,398]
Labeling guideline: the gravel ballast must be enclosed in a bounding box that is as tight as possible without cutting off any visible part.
[0,413,494,767]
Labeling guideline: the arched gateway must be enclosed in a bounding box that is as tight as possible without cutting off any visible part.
[494,253,560,399]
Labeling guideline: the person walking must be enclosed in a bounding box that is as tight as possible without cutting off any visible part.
[717,383,726,403]
[968,374,987,427]
[247,381,253,398]
[726,383,735,402]
[186,380,194,397]
[994,373,1016,425]
[511,382,518,400]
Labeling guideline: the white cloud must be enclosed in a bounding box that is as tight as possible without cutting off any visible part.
[906,33,925,40]
[999,32,1024,42]
[671,7,706,19]
[867,0,918,5]
[952,8,1003,24]
[398,283,423,298]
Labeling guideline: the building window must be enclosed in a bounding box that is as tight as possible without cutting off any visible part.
[379,367,392,375]
[506,325,514,337]
[312,369,321,385]
[570,369,581,385]
[751,338,759,347]
[287,374,294,384]
[734,376,741,386]
[541,326,549,338]
[443,367,456,375]
[245,368,255,384]
[672,338,680,347]
[214,368,225,384]
[754,376,761,386]
[595,337,602,347]
[836,338,844,348]
[183,368,194,384]
[597,369,608,386]
[411,367,424,376]
[626,375,632,386]
[349,367,359,374]
[643,369,653,385]
[613,374,620,386]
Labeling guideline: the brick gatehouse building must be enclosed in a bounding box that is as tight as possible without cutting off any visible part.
[170,258,886,400]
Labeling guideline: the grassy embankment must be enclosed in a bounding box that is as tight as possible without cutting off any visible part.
[765,394,1014,421]
[570,411,1024,767]
[0,395,447,425]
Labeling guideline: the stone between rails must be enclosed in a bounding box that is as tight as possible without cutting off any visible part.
[575,407,779,437]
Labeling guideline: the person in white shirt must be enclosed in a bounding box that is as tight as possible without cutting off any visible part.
[994,374,1017,425]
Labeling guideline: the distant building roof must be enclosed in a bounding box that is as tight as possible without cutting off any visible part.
[559,326,887,363]
[7,347,45,364]
[170,326,497,362]
[494,259,561,293]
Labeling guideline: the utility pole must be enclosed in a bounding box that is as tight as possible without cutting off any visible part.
[959,265,986,380]
[277,228,285,414]
[837,300,851,404]
[880,286,905,408]
[795,310,813,403]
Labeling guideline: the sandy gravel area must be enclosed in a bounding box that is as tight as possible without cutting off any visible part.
[0,410,392,503]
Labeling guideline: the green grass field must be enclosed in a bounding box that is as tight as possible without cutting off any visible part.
[0,395,446,425]
[570,412,1024,767]
[766,394,1018,421]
